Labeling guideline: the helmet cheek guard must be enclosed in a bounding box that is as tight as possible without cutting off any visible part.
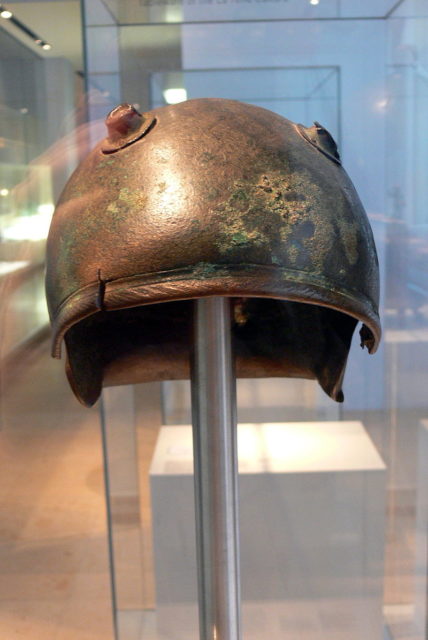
[46,98,380,407]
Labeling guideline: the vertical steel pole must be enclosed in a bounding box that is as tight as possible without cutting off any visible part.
[191,296,241,640]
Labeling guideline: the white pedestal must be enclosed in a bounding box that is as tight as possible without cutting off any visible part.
[150,422,386,640]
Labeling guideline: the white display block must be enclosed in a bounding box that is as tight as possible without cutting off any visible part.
[150,422,386,640]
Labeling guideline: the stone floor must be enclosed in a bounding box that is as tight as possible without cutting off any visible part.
[0,340,114,640]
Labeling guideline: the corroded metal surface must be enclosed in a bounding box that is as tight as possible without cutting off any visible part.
[45,98,381,406]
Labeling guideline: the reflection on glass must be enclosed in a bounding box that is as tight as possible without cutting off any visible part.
[101,0,397,25]
[0,14,83,357]
[151,67,339,140]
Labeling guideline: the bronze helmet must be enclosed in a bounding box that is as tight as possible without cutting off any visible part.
[45,98,381,407]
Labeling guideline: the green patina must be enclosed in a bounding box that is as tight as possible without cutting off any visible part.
[287,243,300,265]
[205,187,221,201]
[215,207,270,255]
[117,187,147,210]
[200,151,216,163]
[230,231,250,246]
[193,262,218,279]
[231,188,250,202]
[118,187,130,199]
[210,169,338,272]
[106,201,130,226]
[339,219,359,265]
[98,156,116,168]
[107,202,119,214]
[301,216,335,272]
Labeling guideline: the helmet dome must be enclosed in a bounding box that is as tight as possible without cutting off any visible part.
[46,98,380,406]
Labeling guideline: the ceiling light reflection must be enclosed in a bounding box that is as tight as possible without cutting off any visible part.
[375,98,388,111]
[2,209,53,241]
[164,88,187,105]
[37,203,54,216]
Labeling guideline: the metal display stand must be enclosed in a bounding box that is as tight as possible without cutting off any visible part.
[191,296,242,640]
[101,296,242,640]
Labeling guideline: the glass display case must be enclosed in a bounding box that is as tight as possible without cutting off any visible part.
[0,10,83,359]
[1,1,428,639]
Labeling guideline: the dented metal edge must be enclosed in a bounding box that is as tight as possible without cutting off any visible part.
[50,263,381,360]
